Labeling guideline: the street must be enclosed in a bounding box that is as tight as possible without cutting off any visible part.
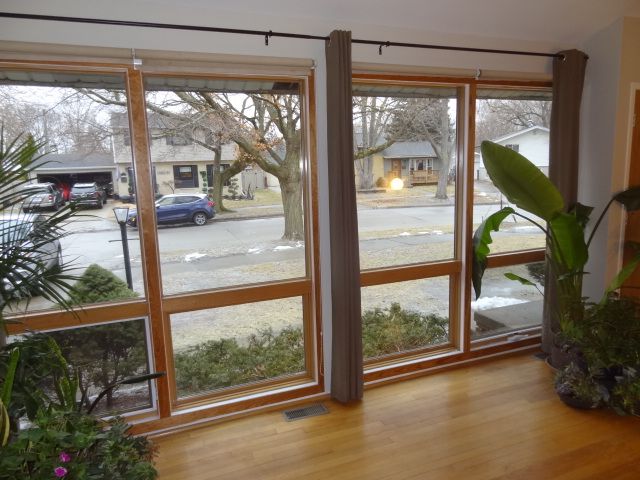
[6,202,543,314]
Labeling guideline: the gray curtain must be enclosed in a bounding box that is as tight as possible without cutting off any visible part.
[542,49,588,356]
[325,30,363,403]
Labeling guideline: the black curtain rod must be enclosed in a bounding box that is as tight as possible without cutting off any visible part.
[0,12,563,59]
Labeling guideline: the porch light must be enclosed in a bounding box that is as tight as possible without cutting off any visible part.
[390,177,404,190]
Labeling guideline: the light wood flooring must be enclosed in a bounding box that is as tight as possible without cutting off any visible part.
[154,354,640,479]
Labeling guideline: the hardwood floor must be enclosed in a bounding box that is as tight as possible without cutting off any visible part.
[154,354,640,479]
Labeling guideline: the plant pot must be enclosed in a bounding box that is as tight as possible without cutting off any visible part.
[556,391,599,410]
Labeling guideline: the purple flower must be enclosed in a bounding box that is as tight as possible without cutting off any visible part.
[59,452,71,463]
[54,466,68,478]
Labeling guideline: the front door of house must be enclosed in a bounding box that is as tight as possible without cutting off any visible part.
[391,159,402,178]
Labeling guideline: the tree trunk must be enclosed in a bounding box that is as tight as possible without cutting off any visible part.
[435,103,452,199]
[435,157,450,199]
[280,153,304,240]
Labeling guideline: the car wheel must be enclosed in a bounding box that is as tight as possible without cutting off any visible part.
[96,200,103,209]
[192,212,208,226]
[52,201,59,212]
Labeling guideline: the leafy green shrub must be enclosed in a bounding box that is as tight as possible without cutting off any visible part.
[175,304,449,395]
[51,265,147,411]
[362,302,448,359]
[174,326,304,396]
[67,264,138,305]
[375,176,387,188]
[0,410,156,480]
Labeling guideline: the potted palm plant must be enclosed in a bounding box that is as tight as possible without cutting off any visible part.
[0,130,161,477]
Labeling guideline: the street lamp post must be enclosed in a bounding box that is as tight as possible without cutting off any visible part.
[113,206,133,290]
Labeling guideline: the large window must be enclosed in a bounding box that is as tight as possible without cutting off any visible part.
[471,88,551,344]
[2,62,320,429]
[353,81,463,370]
[354,78,551,376]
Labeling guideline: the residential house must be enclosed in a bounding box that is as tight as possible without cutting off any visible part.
[475,126,550,180]
[33,152,116,197]
[355,139,440,188]
[111,112,263,197]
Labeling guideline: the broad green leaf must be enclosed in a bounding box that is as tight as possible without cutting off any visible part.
[0,348,19,405]
[613,185,640,211]
[481,141,564,221]
[504,272,537,287]
[603,241,640,299]
[548,212,588,271]
[472,207,515,299]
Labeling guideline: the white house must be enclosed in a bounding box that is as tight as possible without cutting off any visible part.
[476,126,550,180]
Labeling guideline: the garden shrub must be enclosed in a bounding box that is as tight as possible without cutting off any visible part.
[67,264,138,305]
[50,265,147,412]
[362,302,448,359]
[174,326,304,396]
[375,176,387,188]
[174,304,449,394]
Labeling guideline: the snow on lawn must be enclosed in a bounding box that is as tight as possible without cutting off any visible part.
[184,252,207,262]
[471,296,527,311]
[273,242,304,251]
[248,247,263,254]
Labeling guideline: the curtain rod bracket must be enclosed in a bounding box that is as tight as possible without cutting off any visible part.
[378,41,390,56]
[265,30,272,46]
[475,68,482,80]
[131,48,142,68]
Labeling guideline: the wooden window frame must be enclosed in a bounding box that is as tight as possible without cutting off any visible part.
[1,59,323,432]
[353,74,552,383]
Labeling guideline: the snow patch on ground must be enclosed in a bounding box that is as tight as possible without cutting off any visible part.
[471,296,527,311]
[432,230,444,235]
[274,245,294,251]
[184,252,207,262]
[398,232,411,236]
[248,248,263,254]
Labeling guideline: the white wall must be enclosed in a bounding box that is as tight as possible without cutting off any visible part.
[579,19,624,299]
[0,0,595,390]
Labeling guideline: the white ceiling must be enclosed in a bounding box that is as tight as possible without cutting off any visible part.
[137,0,640,45]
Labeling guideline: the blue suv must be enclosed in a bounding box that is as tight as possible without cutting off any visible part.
[127,194,215,227]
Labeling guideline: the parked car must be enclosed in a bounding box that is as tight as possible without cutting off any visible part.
[22,182,65,212]
[126,194,216,227]
[0,213,62,296]
[70,182,106,209]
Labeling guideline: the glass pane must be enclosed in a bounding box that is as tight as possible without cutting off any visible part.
[0,69,144,314]
[171,297,305,399]
[353,85,459,270]
[471,262,544,340]
[9,319,153,416]
[361,277,451,361]
[141,76,307,294]
[474,88,552,253]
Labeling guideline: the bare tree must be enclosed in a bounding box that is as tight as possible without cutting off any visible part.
[475,99,551,144]
[81,88,305,240]
[0,87,112,155]
[389,98,456,199]
[352,96,405,190]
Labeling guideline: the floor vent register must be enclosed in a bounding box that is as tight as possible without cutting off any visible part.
[282,403,329,422]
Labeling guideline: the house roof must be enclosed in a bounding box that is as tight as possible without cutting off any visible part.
[35,152,116,172]
[491,125,549,144]
[382,141,437,158]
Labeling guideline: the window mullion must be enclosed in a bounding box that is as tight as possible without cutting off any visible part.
[126,67,171,418]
